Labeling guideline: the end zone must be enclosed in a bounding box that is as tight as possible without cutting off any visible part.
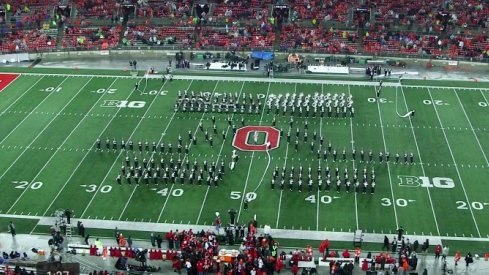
[0,73,20,92]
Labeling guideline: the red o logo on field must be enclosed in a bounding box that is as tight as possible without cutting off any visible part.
[233,126,280,151]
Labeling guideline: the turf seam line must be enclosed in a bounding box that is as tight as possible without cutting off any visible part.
[0,76,70,147]
[399,82,440,235]
[453,89,489,167]
[6,77,100,212]
[236,82,271,224]
[92,81,171,220]
[195,81,245,225]
[41,77,121,216]
[156,79,205,223]
[427,88,482,238]
[0,75,46,118]
[0,76,72,184]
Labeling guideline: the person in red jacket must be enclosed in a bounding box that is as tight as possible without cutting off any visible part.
[275,257,283,273]
[196,259,204,275]
[342,249,350,258]
[291,264,299,275]
[434,244,442,259]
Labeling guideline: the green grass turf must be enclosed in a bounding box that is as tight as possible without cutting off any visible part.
[0,72,489,252]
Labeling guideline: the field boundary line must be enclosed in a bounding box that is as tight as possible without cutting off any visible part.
[6,77,97,212]
[83,80,170,218]
[0,212,484,243]
[347,85,359,230]
[427,88,481,237]
[0,76,75,182]
[236,83,271,223]
[399,83,440,235]
[15,72,489,91]
[156,81,219,223]
[41,78,131,216]
[195,81,245,224]
[0,76,70,146]
[374,86,399,229]
[116,80,193,220]
[0,75,45,117]
[453,89,489,166]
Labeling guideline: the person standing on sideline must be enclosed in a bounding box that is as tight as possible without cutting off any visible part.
[84,234,90,245]
[465,252,473,268]
[127,236,133,248]
[382,235,390,251]
[397,226,404,240]
[150,233,156,247]
[454,250,461,266]
[434,244,442,260]
[65,209,72,224]
[442,245,450,261]
[8,221,16,237]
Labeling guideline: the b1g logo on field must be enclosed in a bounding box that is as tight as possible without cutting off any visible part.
[398,175,455,189]
[233,126,280,151]
[101,100,146,108]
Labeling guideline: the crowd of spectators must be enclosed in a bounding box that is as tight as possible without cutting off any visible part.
[280,24,358,54]
[371,0,489,32]
[0,0,487,60]
[196,24,275,50]
[363,30,489,59]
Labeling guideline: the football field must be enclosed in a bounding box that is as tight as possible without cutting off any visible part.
[1,71,489,240]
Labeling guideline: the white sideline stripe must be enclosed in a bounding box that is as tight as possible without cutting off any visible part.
[116,80,191,220]
[0,76,69,146]
[347,85,359,231]
[15,72,489,91]
[7,77,96,212]
[156,80,219,223]
[236,83,271,223]
[453,89,489,166]
[195,81,245,224]
[399,83,440,235]
[42,78,121,216]
[0,77,72,182]
[0,75,45,118]
[85,80,169,219]
[427,88,481,237]
[374,85,399,229]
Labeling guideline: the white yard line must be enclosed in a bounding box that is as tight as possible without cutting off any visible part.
[276,83,295,228]
[374,86,399,229]
[276,143,289,228]
[0,76,70,146]
[84,80,171,218]
[156,81,220,223]
[480,89,489,106]
[427,88,481,237]
[236,83,271,223]
[195,82,245,224]
[453,89,489,166]
[6,77,96,212]
[0,76,45,117]
[399,83,440,235]
[0,77,74,182]
[316,83,323,231]
[347,85,359,230]
[42,78,127,216]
